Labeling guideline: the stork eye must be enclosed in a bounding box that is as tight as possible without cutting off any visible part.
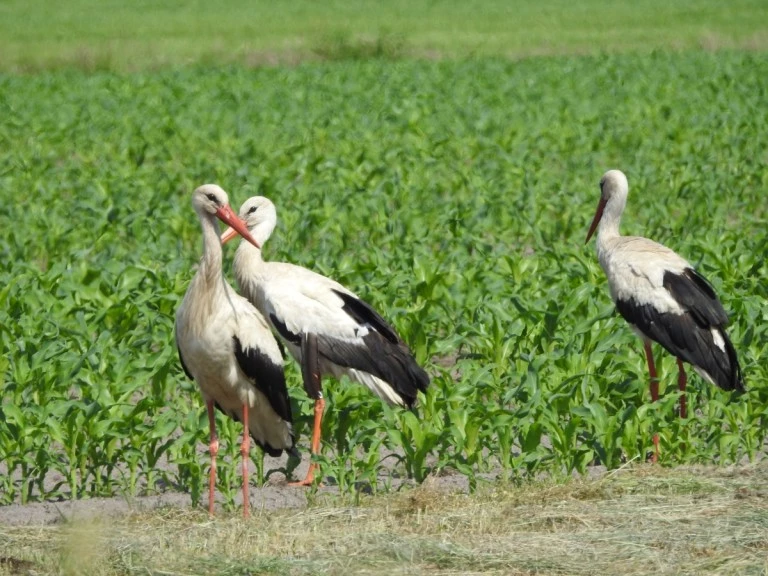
[248,206,258,214]
[206,193,217,203]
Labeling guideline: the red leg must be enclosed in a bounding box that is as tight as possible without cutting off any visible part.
[206,400,219,516]
[290,333,324,487]
[643,340,660,463]
[288,397,325,487]
[241,403,251,518]
[676,358,687,419]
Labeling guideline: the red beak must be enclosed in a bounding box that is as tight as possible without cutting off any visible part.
[585,197,606,244]
[220,226,239,245]
[215,205,260,249]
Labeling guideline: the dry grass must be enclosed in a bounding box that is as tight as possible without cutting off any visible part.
[1,463,767,575]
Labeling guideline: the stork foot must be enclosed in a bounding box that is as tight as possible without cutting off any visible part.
[649,433,659,464]
[288,464,322,487]
[288,478,315,487]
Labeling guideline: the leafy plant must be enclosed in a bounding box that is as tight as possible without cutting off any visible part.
[1,51,766,506]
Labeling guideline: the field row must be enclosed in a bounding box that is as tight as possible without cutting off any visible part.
[0,51,767,505]
[2,0,768,71]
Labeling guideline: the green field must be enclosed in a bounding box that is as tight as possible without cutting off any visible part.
[1,1,768,573]
[1,0,768,71]
[2,50,767,502]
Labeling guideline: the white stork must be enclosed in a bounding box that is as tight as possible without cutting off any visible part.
[220,196,430,486]
[586,170,744,460]
[175,184,295,516]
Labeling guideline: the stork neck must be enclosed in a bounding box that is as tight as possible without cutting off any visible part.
[199,213,224,286]
[252,220,275,248]
[597,196,624,243]
[597,215,621,242]
[594,199,623,267]
[236,219,275,266]
[235,237,265,270]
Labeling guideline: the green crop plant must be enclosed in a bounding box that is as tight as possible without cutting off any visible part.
[1,52,766,507]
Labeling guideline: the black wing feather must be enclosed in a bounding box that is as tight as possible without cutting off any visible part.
[615,268,744,392]
[317,333,430,406]
[663,268,728,327]
[270,313,302,346]
[268,289,430,406]
[177,344,193,380]
[309,290,430,406]
[333,289,401,344]
[232,336,293,424]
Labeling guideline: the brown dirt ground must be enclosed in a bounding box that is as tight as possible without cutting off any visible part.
[0,450,493,526]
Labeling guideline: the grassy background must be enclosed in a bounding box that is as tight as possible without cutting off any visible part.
[1,0,767,70]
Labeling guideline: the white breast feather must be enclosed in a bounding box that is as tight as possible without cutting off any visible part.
[599,236,691,315]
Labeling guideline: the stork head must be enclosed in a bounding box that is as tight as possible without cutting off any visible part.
[585,169,628,243]
[221,196,277,246]
[192,184,261,249]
